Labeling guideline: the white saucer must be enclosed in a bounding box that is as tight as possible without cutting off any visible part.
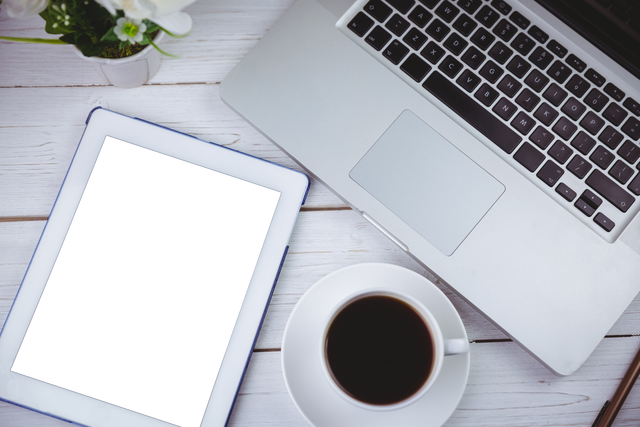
[282,263,470,427]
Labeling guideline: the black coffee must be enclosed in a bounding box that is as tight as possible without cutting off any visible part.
[325,295,434,405]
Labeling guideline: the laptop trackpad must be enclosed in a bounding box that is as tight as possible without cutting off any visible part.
[350,110,505,256]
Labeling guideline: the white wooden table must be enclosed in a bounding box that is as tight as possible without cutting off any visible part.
[1,1,640,426]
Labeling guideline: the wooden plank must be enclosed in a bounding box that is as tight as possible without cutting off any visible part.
[0,85,347,217]
[0,1,295,87]
[2,338,640,427]
[3,214,640,349]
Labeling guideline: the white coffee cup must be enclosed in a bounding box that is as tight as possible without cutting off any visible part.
[320,288,469,411]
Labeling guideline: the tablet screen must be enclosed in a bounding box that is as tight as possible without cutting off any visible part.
[11,136,281,427]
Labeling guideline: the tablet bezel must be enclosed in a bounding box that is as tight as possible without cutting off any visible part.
[0,108,309,427]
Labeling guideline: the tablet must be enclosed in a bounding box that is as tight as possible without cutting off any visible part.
[0,108,309,427]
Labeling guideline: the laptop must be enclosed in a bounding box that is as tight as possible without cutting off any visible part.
[220,0,640,376]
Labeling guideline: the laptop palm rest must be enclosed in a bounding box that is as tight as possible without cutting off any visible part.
[350,110,505,256]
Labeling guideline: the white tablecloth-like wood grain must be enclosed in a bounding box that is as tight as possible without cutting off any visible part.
[1,1,639,426]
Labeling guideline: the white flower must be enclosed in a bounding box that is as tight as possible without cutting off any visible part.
[113,17,147,43]
[93,0,195,35]
[4,0,49,19]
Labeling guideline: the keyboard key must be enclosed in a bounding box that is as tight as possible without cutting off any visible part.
[582,189,603,208]
[475,5,500,28]
[383,39,410,64]
[604,83,626,102]
[509,11,530,29]
[629,173,640,196]
[421,41,445,63]
[524,69,549,93]
[491,0,512,14]
[529,47,553,70]
[553,117,578,140]
[562,97,586,121]
[385,13,411,36]
[590,146,615,169]
[609,160,635,184]
[348,12,374,36]
[493,97,518,120]
[623,97,640,116]
[488,41,513,64]
[507,55,531,78]
[534,102,558,126]
[618,140,640,164]
[599,126,624,149]
[511,111,536,135]
[418,0,439,8]
[364,0,393,22]
[456,69,482,92]
[493,19,518,41]
[575,198,596,217]
[453,13,477,36]
[547,60,572,84]
[387,0,416,13]
[549,140,573,164]
[514,142,545,171]
[479,60,503,83]
[537,160,564,187]
[585,68,606,87]
[461,46,486,69]
[511,33,536,55]
[435,1,460,22]
[584,89,609,112]
[586,169,635,212]
[426,18,451,40]
[565,75,591,98]
[556,182,577,201]
[566,54,587,72]
[543,83,568,106]
[439,55,464,77]
[547,40,568,57]
[579,111,605,135]
[568,154,593,179]
[571,131,597,155]
[497,74,521,98]
[470,27,495,50]
[403,28,429,49]
[458,0,482,14]
[408,5,433,27]
[622,117,640,141]
[527,25,549,44]
[516,88,540,112]
[401,53,432,81]
[594,212,615,232]
[365,26,393,50]
[530,126,554,149]
[475,83,500,106]
[602,103,629,127]
[443,32,468,55]
[423,71,522,152]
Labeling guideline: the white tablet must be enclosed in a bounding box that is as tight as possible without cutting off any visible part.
[0,108,309,427]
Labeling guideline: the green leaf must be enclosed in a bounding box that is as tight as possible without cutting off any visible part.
[145,21,160,33]
[139,33,151,46]
[149,39,178,58]
[119,40,129,50]
[100,27,119,42]
[40,9,72,35]
[0,36,67,45]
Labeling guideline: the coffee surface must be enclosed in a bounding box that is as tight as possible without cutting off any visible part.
[325,295,433,405]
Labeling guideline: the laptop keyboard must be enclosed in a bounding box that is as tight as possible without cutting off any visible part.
[339,0,640,239]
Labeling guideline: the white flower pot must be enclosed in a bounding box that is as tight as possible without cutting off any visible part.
[74,31,165,88]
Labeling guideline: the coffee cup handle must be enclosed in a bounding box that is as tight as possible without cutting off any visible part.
[443,338,469,356]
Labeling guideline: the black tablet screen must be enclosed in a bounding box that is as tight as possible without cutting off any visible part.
[12,137,281,427]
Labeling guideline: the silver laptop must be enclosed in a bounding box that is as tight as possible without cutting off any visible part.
[220,0,640,375]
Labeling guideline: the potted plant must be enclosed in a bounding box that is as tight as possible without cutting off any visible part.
[0,0,196,87]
